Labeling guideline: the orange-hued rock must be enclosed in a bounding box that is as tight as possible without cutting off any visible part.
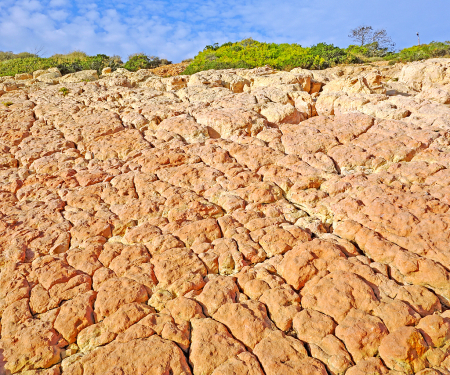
[258,285,301,331]
[189,318,247,375]
[416,314,450,348]
[379,326,429,374]
[277,239,345,290]
[164,296,205,323]
[293,309,337,344]
[211,352,264,375]
[2,60,450,372]
[213,300,276,349]
[309,334,354,375]
[1,300,63,373]
[65,336,191,375]
[335,309,389,362]
[345,357,389,375]
[54,291,96,343]
[253,330,327,375]
[151,247,207,292]
[373,300,421,332]
[196,275,239,316]
[300,271,378,323]
[94,277,149,321]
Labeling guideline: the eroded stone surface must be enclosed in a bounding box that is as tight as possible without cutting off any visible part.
[1,59,450,374]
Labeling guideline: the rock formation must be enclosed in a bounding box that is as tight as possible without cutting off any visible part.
[0,58,450,374]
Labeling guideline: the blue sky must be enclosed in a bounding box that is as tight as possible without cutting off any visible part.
[1,0,449,62]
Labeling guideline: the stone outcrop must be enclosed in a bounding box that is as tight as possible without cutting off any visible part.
[1,58,450,374]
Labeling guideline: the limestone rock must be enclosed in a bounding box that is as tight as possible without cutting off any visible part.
[213,300,275,349]
[2,60,450,372]
[60,70,99,83]
[54,291,96,343]
[335,309,389,362]
[94,277,149,321]
[189,318,246,375]
[309,334,354,375]
[65,336,191,375]
[345,357,389,375]
[211,352,264,375]
[417,315,450,348]
[300,271,379,323]
[379,326,428,374]
[254,330,327,375]
[293,309,337,344]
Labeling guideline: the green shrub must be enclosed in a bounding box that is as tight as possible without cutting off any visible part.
[0,53,122,77]
[0,51,39,62]
[0,57,54,77]
[183,60,253,75]
[56,54,118,75]
[183,39,359,74]
[2,101,13,107]
[51,50,88,60]
[397,42,450,62]
[123,53,172,72]
[59,87,69,96]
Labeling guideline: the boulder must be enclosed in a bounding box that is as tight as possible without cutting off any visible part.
[60,70,99,83]
[379,326,428,374]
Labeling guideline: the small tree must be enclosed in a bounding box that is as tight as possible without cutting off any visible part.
[349,26,374,46]
[123,53,172,72]
[349,25,395,50]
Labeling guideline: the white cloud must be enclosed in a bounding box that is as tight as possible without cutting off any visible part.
[48,0,70,7]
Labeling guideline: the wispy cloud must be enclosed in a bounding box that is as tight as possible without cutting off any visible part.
[0,0,449,62]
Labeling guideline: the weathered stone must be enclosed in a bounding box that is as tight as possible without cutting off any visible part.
[293,309,337,344]
[335,309,388,362]
[189,318,246,375]
[379,326,428,374]
[54,291,96,344]
[213,300,275,349]
[254,330,327,375]
[301,271,379,323]
[94,277,149,321]
[309,334,354,375]
[2,60,450,371]
[196,275,240,316]
[66,336,192,374]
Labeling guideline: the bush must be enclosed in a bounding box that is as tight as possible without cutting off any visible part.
[123,53,172,72]
[51,50,88,60]
[183,60,253,75]
[0,51,39,62]
[0,57,54,77]
[346,42,397,62]
[310,43,357,66]
[0,53,122,77]
[56,54,113,75]
[397,42,450,62]
[59,87,69,96]
[183,39,359,74]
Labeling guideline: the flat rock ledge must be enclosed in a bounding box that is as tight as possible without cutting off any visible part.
[1,58,450,375]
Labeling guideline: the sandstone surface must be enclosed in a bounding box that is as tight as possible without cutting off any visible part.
[1,59,450,374]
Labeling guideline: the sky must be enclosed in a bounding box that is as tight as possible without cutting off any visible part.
[0,0,449,62]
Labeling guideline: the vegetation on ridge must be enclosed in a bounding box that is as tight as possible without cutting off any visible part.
[123,53,172,72]
[182,39,359,74]
[182,39,450,75]
[0,52,123,77]
[1,36,450,78]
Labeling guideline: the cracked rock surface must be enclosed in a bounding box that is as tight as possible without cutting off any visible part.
[1,58,450,375]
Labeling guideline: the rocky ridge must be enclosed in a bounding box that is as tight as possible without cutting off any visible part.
[0,58,450,374]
